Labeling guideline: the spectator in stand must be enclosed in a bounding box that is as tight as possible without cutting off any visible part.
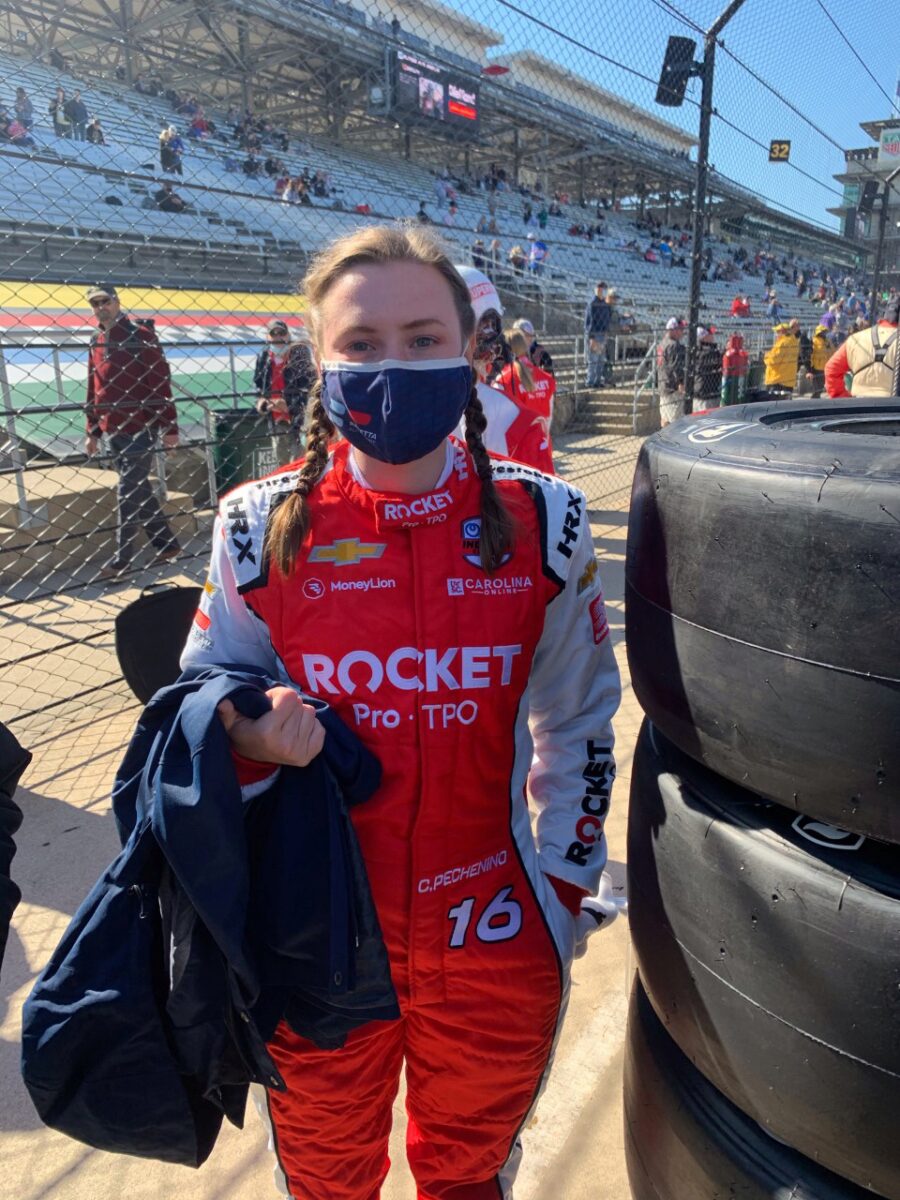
[264,155,282,177]
[527,232,549,275]
[537,205,549,231]
[254,320,315,442]
[85,117,105,145]
[83,285,180,578]
[416,200,431,224]
[243,151,261,177]
[824,297,898,398]
[659,238,674,268]
[471,239,486,271]
[312,171,329,199]
[513,317,554,376]
[14,87,33,129]
[49,86,71,138]
[766,291,788,323]
[731,293,752,318]
[154,181,186,213]
[445,200,458,227]
[65,89,89,141]
[0,108,35,147]
[176,94,200,117]
[508,244,526,275]
[808,324,831,396]
[159,126,184,174]
[486,238,503,280]
[281,176,298,203]
[695,326,722,410]
[295,178,312,207]
[764,323,800,395]
[657,318,686,425]
[832,299,850,343]
[585,282,611,388]
[186,110,211,139]
[274,172,290,197]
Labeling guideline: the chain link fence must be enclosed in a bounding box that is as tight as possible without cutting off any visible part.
[0,0,892,729]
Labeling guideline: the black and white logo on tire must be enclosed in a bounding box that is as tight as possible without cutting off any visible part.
[686,421,754,444]
[791,814,865,851]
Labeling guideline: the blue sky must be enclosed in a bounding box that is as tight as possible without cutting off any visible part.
[445,0,899,230]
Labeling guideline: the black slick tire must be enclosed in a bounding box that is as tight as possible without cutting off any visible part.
[624,977,883,1200]
[627,720,900,1198]
[625,399,900,843]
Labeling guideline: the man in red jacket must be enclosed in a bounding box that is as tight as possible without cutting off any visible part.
[84,285,180,579]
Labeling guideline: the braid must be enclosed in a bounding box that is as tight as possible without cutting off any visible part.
[463,382,515,573]
[264,382,335,577]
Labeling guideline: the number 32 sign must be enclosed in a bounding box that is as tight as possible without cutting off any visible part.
[769,140,791,162]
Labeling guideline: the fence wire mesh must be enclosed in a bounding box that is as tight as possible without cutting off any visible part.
[0,0,896,728]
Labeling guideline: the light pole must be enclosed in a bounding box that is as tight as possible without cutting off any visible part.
[684,0,748,409]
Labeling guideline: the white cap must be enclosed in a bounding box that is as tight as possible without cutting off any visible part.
[455,264,503,321]
[666,317,684,331]
[513,318,535,336]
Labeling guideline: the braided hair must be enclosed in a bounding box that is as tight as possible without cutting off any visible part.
[265,381,334,577]
[263,224,515,577]
[462,381,516,572]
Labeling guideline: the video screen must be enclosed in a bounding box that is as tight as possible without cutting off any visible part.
[392,49,480,134]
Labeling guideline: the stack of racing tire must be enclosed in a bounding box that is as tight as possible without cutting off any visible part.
[622,399,900,1200]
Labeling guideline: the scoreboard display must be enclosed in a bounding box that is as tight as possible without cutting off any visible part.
[391,49,480,136]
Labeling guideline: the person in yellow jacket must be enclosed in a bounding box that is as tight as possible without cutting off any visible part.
[808,324,831,397]
[764,322,800,394]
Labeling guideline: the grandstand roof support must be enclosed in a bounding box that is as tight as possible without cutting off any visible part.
[685,0,747,408]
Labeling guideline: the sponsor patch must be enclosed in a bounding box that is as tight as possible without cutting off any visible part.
[302,577,326,600]
[461,515,511,569]
[378,490,454,526]
[194,609,211,631]
[577,556,599,595]
[203,579,217,597]
[447,575,532,597]
[309,538,386,566]
[589,594,609,644]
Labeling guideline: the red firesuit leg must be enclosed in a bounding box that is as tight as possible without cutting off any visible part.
[267,1018,405,1200]
[266,889,564,1200]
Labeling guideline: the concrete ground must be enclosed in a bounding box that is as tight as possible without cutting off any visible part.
[0,430,642,1200]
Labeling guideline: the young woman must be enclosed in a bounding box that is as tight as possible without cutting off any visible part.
[455,265,554,475]
[494,327,556,474]
[181,226,621,1200]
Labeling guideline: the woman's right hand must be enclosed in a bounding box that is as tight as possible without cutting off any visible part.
[217,687,326,767]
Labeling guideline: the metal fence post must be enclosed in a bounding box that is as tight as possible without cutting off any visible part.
[228,346,239,407]
[0,344,42,528]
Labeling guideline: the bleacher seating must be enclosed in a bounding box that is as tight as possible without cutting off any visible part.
[0,46,863,343]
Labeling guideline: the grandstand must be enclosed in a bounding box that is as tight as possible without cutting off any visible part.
[0,0,861,322]
[0,0,875,598]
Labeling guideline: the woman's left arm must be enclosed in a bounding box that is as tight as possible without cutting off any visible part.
[527,484,621,901]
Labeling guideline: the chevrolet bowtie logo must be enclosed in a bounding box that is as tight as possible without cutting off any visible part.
[308,539,387,567]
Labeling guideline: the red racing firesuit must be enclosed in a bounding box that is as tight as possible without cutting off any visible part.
[474,380,554,476]
[181,437,620,1200]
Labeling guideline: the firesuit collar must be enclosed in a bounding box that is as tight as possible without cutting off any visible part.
[332,438,475,533]
[321,356,473,466]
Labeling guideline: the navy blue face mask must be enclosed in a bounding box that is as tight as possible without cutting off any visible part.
[321,357,473,465]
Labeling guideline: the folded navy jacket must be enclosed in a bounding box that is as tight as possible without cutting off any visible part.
[21,665,399,1167]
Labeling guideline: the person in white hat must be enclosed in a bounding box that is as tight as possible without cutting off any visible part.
[455,265,553,472]
[512,317,554,375]
[657,318,686,425]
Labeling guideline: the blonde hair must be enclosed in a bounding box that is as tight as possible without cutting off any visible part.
[265,225,514,577]
[506,328,535,392]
